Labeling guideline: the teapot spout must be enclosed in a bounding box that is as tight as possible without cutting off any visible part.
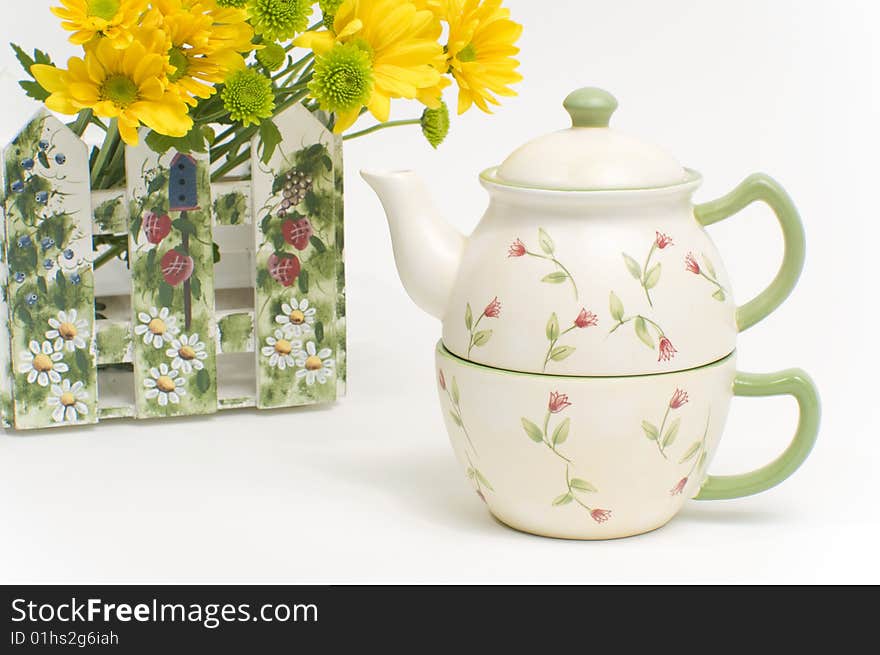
[361,170,465,320]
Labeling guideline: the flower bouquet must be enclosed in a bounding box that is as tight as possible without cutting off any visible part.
[0,0,522,429]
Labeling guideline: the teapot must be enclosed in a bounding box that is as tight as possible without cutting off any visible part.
[363,87,820,539]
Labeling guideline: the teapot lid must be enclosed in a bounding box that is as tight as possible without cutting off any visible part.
[493,87,689,191]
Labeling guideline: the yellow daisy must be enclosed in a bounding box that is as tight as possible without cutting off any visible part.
[50,0,149,49]
[444,0,523,114]
[31,29,193,145]
[296,0,447,133]
[145,0,251,106]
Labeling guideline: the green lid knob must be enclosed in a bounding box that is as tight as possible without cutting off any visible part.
[564,87,618,128]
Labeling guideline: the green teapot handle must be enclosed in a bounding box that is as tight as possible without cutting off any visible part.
[696,369,820,500]
[694,174,806,332]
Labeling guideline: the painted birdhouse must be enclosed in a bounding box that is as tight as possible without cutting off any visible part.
[169,153,200,211]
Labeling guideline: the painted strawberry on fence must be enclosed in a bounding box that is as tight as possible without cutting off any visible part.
[143,212,171,245]
[282,217,314,251]
[160,249,194,287]
[268,252,301,287]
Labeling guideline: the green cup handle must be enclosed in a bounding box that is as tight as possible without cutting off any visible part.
[695,174,806,332]
[696,369,820,500]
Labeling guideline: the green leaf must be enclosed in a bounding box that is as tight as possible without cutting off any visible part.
[75,348,90,375]
[172,216,197,237]
[663,417,681,448]
[641,420,659,440]
[541,272,568,284]
[298,269,309,294]
[36,276,47,295]
[190,275,202,300]
[538,227,554,255]
[570,478,597,493]
[196,368,211,394]
[309,236,326,253]
[696,451,708,472]
[550,345,576,361]
[37,150,50,169]
[609,291,624,322]
[451,376,460,405]
[644,263,662,289]
[521,418,544,443]
[552,493,573,506]
[213,242,222,264]
[465,303,473,331]
[18,306,33,328]
[679,441,702,464]
[11,43,36,74]
[19,80,50,102]
[158,281,174,308]
[546,312,559,341]
[701,254,717,278]
[622,253,641,279]
[466,467,475,479]
[145,128,207,155]
[449,411,463,427]
[146,248,157,272]
[634,316,654,349]
[712,288,726,302]
[259,119,283,164]
[474,470,494,491]
[130,213,143,242]
[472,330,492,347]
[315,320,324,344]
[552,417,570,446]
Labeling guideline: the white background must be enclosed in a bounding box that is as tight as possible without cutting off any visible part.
[0,1,877,583]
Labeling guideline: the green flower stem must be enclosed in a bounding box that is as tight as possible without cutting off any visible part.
[343,119,421,141]
[609,314,665,337]
[466,312,485,359]
[447,387,477,455]
[274,52,313,82]
[641,242,657,307]
[525,250,579,300]
[68,109,93,137]
[699,270,725,293]
[92,240,128,270]
[687,414,712,477]
[90,119,120,189]
[565,465,596,513]
[543,324,576,371]
[655,405,671,459]
[543,410,572,463]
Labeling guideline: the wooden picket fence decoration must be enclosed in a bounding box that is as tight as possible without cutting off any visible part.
[0,105,346,430]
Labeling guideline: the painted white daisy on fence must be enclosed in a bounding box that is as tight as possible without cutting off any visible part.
[19,340,69,387]
[144,363,186,406]
[166,333,208,374]
[275,297,316,338]
[45,309,89,352]
[294,341,335,386]
[47,379,88,423]
[134,307,180,349]
[261,329,300,371]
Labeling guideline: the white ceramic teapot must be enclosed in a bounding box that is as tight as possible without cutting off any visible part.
[363,87,820,539]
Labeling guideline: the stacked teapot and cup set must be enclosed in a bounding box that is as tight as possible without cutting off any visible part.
[363,88,820,539]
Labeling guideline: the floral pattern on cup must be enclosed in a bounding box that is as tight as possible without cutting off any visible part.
[685,252,726,302]
[439,368,493,501]
[608,291,677,362]
[508,228,578,300]
[521,391,611,525]
[641,388,689,460]
[542,308,598,372]
[622,231,674,308]
[671,412,712,496]
[465,297,501,359]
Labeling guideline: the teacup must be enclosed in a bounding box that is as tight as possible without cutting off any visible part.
[436,342,819,540]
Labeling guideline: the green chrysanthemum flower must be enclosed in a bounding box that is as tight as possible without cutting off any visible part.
[216,0,248,7]
[222,69,276,126]
[319,0,344,28]
[247,0,311,42]
[421,101,450,149]
[309,42,374,115]
[257,43,287,71]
